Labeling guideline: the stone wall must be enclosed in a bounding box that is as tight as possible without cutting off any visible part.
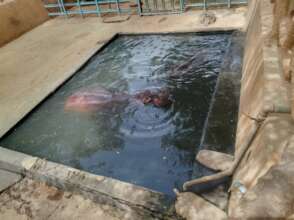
[229,0,294,218]
[0,0,49,47]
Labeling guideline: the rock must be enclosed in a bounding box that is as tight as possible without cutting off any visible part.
[175,192,227,220]
[200,185,228,211]
[196,150,234,171]
[229,136,294,219]
[199,11,217,26]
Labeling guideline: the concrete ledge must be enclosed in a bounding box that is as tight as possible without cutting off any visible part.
[0,169,22,192]
[0,146,174,216]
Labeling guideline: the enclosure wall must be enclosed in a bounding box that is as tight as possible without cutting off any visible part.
[0,0,49,47]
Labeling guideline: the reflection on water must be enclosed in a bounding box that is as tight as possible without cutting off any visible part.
[0,33,230,195]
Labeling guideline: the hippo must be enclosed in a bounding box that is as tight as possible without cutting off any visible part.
[64,85,173,113]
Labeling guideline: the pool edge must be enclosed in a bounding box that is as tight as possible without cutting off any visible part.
[0,146,175,216]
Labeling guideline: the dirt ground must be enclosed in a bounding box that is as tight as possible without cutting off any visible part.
[0,177,163,220]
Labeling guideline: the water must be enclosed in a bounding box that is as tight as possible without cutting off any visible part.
[0,33,231,195]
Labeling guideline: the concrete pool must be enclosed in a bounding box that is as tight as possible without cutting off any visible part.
[0,32,239,196]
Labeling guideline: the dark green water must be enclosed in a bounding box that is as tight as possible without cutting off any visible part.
[0,33,231,195]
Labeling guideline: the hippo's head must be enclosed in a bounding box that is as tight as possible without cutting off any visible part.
[134,90,153,104]
[152,89,173,108]
[134,88,173,108]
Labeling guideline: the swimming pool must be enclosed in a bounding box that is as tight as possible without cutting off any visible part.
[0,32,233,195]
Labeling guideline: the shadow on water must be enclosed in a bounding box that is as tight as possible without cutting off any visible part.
[0,33,233,196]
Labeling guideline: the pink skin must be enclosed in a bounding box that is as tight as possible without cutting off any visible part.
[64,94,113,112]
[64,86,128,113]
